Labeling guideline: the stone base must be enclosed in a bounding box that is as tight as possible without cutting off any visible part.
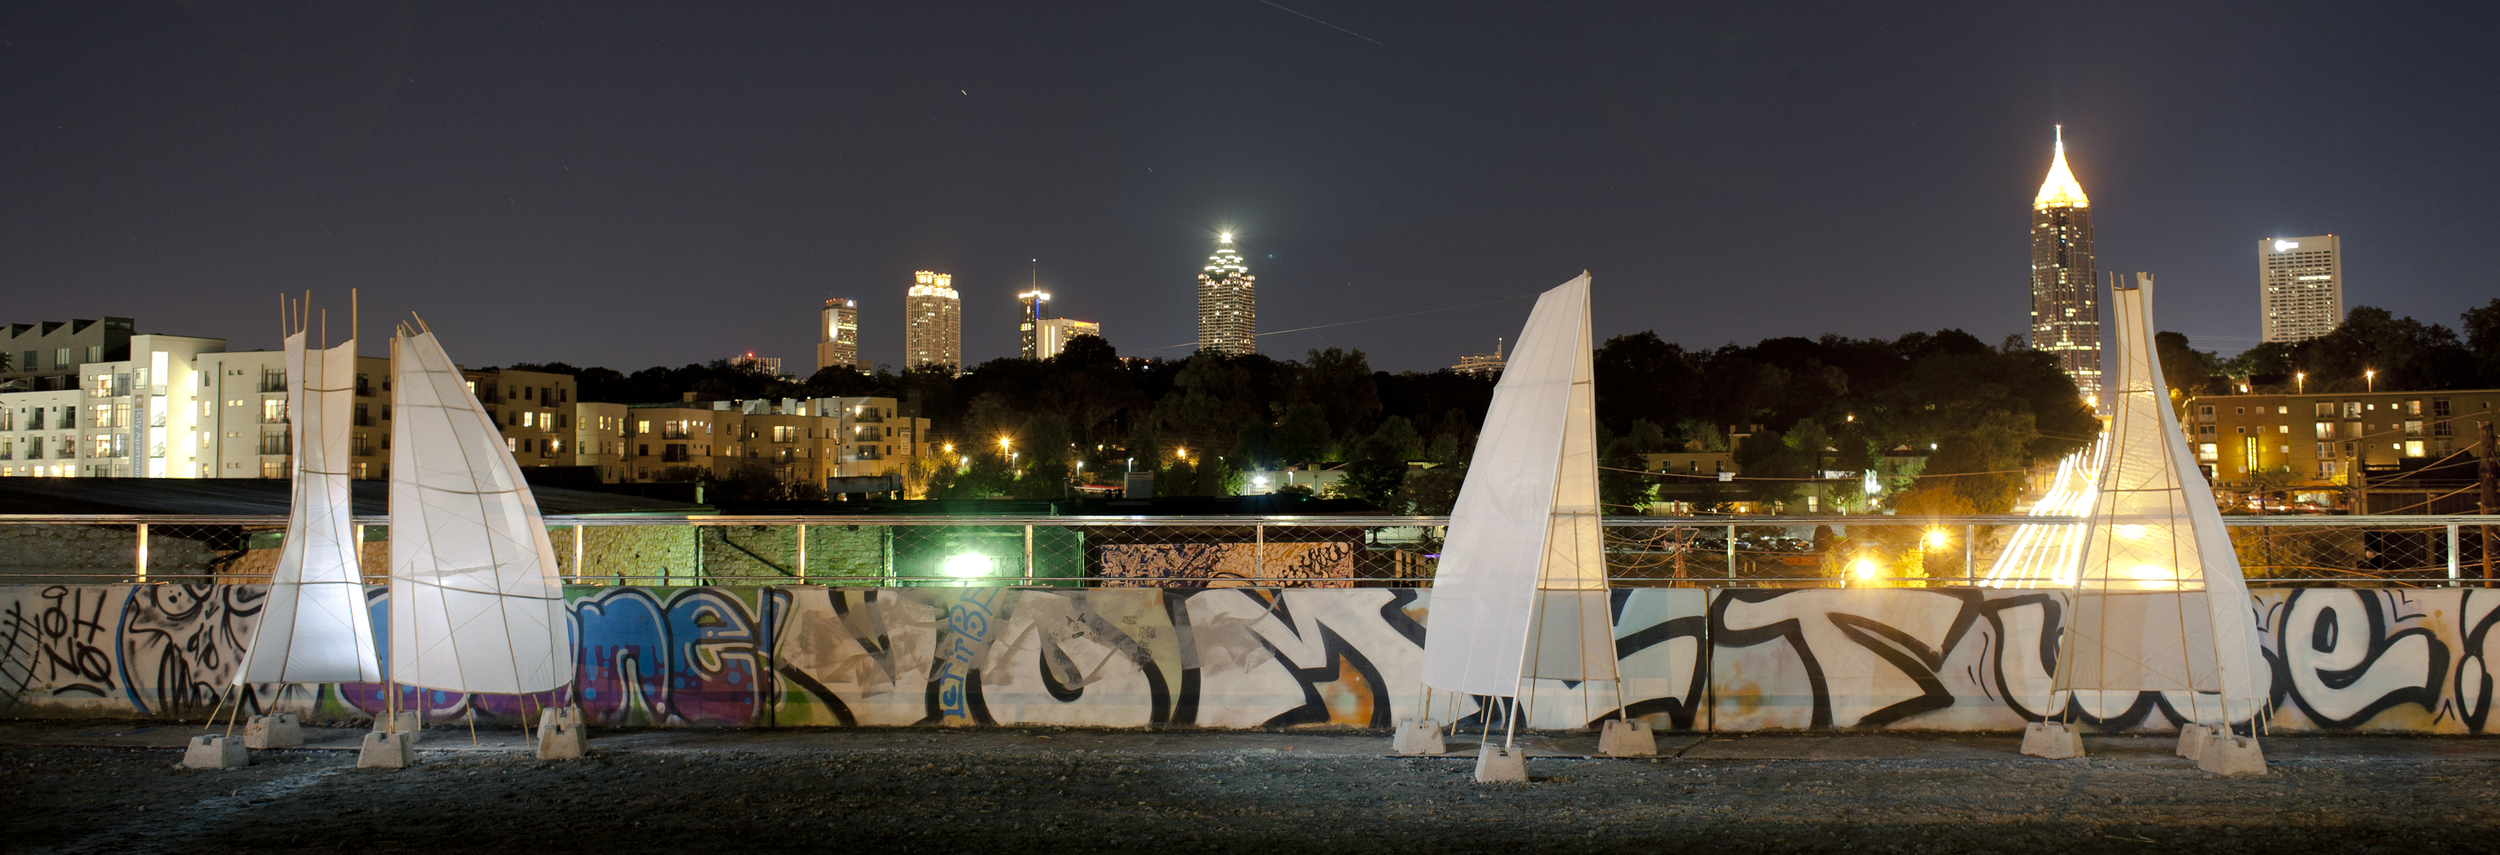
[2020,721,2086,759]
[1391,718,1444,755]
[2175,723,2212,759]
[2197,734,2267,775]
[372,711,420,744]
[357,731,415,769]
[1474,746,1528,783]
[1598,719,1657,757]
[244,714,303,749]
[536,707,588,760]
[181,735,248,769]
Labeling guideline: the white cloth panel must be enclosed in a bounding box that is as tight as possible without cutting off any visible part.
[240,333,381,684]
[1421,274,1597,696]
[388,331,573,695]
[2060,278,2267,717]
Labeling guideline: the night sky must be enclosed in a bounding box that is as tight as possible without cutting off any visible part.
[4,2,2494,373]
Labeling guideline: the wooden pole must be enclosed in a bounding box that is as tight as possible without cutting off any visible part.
[2480,419,2495,586]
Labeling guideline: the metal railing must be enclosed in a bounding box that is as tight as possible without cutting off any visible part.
[0,513,2491,589]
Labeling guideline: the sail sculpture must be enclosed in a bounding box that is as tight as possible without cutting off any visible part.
[239,305,383,686]
[1416,273,1638,779]
[386,322,574,703]
[201,298,379,768]
[2029,273,2268,772]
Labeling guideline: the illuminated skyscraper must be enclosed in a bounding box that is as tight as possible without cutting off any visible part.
[817,298,861,373]
[1035,317,1100,361]
[904,271,961,371]
[2259,235,2343,343]
[2030,127,2101,398]
[1196,233,1256,356]
[1018,289,1052,360]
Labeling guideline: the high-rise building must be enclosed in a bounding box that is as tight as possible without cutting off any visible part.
[817,298,861,373]
[2030,127,2101,399]
[2260,235,2344,343]
[1018,290,1053,360]
[1035,318,1101,361]
[1197,233,1256,357]
[904,271,962,371]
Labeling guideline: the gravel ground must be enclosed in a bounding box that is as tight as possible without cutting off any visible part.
[6,730,2499,854]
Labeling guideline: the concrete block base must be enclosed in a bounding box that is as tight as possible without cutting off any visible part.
[1391,718,1444,755]
[2197,735,2267,775]
[2020,721,2086,759]
[1598,718,1657,757]
[244,714,303,749]
[181,735,248,769]
[357,731,415,769]
[1473,746,1528,783]
[536,707,588,760]
[372,711,420,744]
[2175,723,2212,759]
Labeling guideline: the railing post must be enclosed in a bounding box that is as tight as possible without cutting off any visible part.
[1964,523,1976,587]
[2450,523,2462,587]
[134,523,148,584]
[691,523,703,587]
[1255,523,1266,581]
[1022,524,1035,585]
[573,523,585,585]
[1725,524,1736,581]
[795,523,807,584]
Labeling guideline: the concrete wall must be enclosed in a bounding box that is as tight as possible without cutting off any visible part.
[2,584,2492,734]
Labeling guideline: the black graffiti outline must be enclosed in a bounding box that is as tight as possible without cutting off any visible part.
[2455,591,2500,733]
[1611,589,1709,731]
[2278,588,2448,730]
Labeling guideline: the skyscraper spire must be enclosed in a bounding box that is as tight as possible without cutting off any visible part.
[2035,124,2091,210]
[2030,126,2102,400]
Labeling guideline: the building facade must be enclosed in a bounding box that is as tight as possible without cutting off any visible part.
[1452,339,1506,377]
[905,271,962,371]
[461,368,581,471]
[3,317,133,392]
[2260,235,2345,344]
[1197,234,1256,357]
[2031,129,2101,401]
[1018,290,1052,360]
[2181,388,2498,508]
[1035,318,1100,361]
[615,395,929,488]
[817,298,862,373]
[196,349,394,481]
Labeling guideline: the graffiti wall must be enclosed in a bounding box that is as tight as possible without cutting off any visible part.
[4,583,2496,734]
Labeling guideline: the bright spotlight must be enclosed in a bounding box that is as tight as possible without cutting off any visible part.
[1849,557,1880,582]
[942,553,996,579]
[1924,528,1949,550]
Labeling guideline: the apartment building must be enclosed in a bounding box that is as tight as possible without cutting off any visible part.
[0,389,84,477]
[615,395,928,488]
[576,402,629,484]
[193,349,398,480]
[2181,388,2500,507]
[461,368,580,470]
[3,317,133,392]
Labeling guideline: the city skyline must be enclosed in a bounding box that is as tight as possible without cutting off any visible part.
[2030,128,2101,397]
[2260,235,2345,344]
[4,4,2496,373]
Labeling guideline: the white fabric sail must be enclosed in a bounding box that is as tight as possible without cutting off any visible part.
[1422,273,1612,697]
[239,331,382,684]
[388,328,573,695]
[2057,274,2267,723]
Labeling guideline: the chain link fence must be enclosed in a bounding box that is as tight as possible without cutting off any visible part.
[0,514,2492,588]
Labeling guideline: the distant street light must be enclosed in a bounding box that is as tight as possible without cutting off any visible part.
[2296,372,2305,394]
[2366,369,2376,392]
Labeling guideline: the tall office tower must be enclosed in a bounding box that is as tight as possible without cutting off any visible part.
[1018,289,1053,360]
[1035,317,1101,360]
[2030,127,2101,399]
[1196,233,1256,356]
[2259,235,2344,343]
[904,271,961,372]
[817,298,861,373]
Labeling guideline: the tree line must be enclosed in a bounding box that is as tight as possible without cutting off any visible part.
[510,324,2101,515]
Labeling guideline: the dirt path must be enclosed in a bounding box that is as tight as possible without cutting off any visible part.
[5,730,2498,854]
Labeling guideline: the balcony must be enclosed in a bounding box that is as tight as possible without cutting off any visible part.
[258,373,287,394]
[259,436,293,456]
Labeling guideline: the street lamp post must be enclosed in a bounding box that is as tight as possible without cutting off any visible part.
[2366,369,2376,393]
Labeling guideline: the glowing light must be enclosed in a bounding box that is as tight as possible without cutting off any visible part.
[2034,126,2091,210]
[1924,528,1950,550]
[1252,475,1270,488]
[2115,524,2147,541]
[2274,239,2299,252]
[2125,564,2177,590]
[1219,232,1233,243]
[942,553,996,579]
[1849,557,1881,582]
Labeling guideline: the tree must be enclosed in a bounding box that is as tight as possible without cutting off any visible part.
[2462,298,2500,384]
[1293,348,1381,437]
[1272,401,1332,465]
